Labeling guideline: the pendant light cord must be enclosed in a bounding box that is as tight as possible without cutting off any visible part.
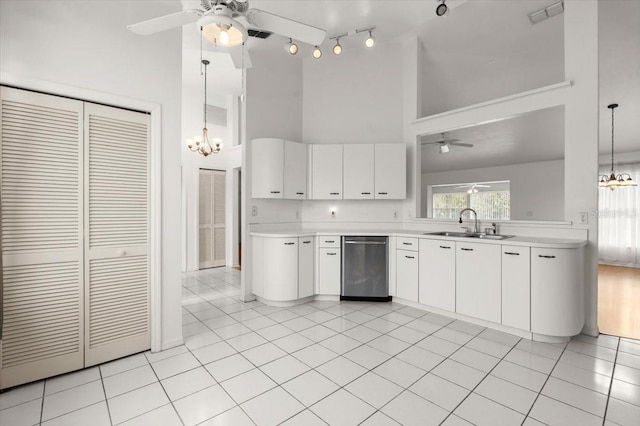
[203,60,208,128]
[610,105,615,175]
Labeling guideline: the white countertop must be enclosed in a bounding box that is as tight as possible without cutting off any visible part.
[250,229,588,249]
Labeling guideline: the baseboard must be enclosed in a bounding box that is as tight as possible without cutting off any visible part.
[160,337,185,352]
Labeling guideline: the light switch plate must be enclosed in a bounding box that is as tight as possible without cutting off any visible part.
[578,212,588,224]
[251,206,258,216]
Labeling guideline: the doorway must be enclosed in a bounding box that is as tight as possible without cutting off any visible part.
[199,169,226,269]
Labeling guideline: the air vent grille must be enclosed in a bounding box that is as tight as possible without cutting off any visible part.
[248,29,272,39]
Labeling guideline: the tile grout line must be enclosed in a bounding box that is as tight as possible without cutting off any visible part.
[98,367,114,426]
[601,338,621,425]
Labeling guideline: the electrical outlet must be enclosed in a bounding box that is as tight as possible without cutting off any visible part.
[393,211,398,219]
[295,210,300,220]
[251,206,258,216]
[579,212,588,224]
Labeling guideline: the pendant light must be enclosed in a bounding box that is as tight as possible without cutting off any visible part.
[186,59,223,157]
[599,103,636,190]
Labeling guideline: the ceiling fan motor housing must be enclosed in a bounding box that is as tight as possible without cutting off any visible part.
[204,1,249,16]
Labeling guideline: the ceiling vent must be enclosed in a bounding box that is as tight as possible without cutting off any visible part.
[528,1,564,25]
[248,28,272,39]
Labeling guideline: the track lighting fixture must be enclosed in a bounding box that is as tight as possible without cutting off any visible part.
[312,46,322,59]
[364,30,375,48]
[333,38,342,55]
[286,38,298,55]
[436,0,449,17]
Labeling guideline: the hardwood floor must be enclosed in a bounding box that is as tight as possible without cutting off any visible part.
[598,264,640,340]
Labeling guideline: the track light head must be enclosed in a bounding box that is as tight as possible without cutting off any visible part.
[286,38,298,55]
[436,0,449,17]
[365,31,375,48]
[312,46,322,59]
[333,38,342,55]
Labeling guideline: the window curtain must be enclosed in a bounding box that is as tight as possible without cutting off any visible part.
[598,161,640,265]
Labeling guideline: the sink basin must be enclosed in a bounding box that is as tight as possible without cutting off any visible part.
[423,231,514,240]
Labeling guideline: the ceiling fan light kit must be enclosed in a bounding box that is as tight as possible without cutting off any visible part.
[198,7,248,47]
[440,144,450,154]
[599,103,637,190]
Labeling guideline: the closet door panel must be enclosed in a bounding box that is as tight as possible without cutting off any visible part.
[0,87,84,389]
[84,103,150,367]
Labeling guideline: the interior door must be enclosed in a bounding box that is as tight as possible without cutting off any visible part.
[199,169,226,269]
[0,87,84,389]
[84,103,150,367]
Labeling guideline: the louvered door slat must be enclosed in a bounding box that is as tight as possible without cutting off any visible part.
[84,103,150,367]
[1,87,84,389]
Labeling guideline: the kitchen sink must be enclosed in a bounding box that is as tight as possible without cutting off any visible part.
[424,231,514,240]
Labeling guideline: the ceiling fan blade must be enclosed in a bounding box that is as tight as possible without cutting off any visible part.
[475,184,491,188]
[228,46,253,69]
[127,10,201,35]
[452,142,474,148]
[245,9,327,45]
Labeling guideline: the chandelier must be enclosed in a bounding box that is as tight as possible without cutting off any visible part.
[186,59,223,157]
[599,103,636,190]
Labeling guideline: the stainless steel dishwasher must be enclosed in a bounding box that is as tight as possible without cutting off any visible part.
[341,236,390,301]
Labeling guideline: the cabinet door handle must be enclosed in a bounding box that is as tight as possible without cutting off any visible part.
[538,255,556,259]
[378,192,388,195]
[402,242,412,246]
[330,192,340,195]
[284,242,295,245]
[405,255,415,259]
[439,245,451,249]
[302,240,311,244]
[325,240,335,243]
[504,252,520,256]
[296,192,304,195]
[326,252,337,256]
[361,192,371,195]
[461,248,474,251]
[270,191,281,194]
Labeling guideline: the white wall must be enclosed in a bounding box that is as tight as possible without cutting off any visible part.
[421,160,565,221]
[0,0,183,348]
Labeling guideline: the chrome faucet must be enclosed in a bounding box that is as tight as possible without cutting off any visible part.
[459,208,479,234]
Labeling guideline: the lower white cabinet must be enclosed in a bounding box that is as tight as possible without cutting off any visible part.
[318,247,341,296]
[419,239,456,312]
[531,247,584,337]
[396,249,418,302]
[501,246,531,330]
[456,242,501,323]
[253,236,315,302]
[299,237,315,298]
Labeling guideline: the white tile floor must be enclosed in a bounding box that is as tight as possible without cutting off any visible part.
[2,267,640,426]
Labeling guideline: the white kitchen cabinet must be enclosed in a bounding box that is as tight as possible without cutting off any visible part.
[374,144,406,199]
[311,144,343,199]
[318,247,341,295]
[284,140,308,200]
[396,249,418,302]
[263,238,299,301]
[531,247,584,338]
[298,237,315,298]
[501,246,531,331]
[419,239,456,312]
[251,138,284,199]
[456,241,501,323]
[343,144,374,199]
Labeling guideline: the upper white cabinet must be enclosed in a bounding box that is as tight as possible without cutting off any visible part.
[343,144,375,199]
[456,241,501,323]
[419,239,456,312]
[284,141,308,200]
[374,144,406,199]
[311,144,343,199]
[251,138,307,199]
[252,138,284,199]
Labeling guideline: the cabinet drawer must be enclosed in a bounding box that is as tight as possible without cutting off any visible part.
[319,236,340,248]
[396,237,418,251]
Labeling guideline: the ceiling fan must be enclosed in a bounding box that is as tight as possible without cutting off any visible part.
[127,0,327,68]
[422,132,474,153]
[455,183,491,194]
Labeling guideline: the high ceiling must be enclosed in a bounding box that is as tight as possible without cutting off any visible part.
[174,0,639,160]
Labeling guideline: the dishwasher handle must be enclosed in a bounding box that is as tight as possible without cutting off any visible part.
[343,240,387,245]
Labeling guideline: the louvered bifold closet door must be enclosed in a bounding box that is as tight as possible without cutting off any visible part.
[199,170,214,269]
[212,171,226,267]
[0,87,84,389]
[84,103,150,367]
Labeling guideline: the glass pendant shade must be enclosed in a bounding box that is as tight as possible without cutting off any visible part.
[199,14,247,47]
